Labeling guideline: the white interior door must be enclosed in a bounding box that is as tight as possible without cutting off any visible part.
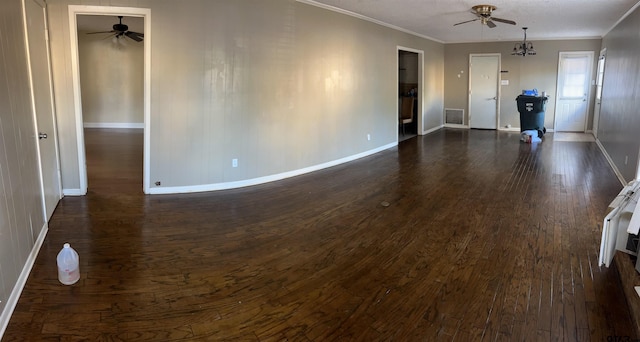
[24,0,62,220]
[555,51,594,132]
[469,54,499,129]
[593,49,606,138]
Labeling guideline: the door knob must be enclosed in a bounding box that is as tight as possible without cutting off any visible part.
[38,132,47,139]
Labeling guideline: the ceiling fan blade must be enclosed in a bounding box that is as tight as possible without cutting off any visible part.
[100,33,118,40]
[87,30,116,34]
[491,17,517,25]
[125,31,144,42]
[486,20,497,28]
[453,18,480,26]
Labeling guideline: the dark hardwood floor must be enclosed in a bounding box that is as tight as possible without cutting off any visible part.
[3,128,636,341]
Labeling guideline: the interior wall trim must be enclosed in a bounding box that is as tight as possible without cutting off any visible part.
[423,124,444,135]
[295,0,443,43]
[596,138,627,186]
[148,142,398,195]
[0,224,48,338]
[83,123,144,129]
[68,5,151,195]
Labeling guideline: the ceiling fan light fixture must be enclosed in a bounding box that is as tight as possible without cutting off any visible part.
[86,15,144,43]
[453,4,516,28]
[526,42,536,55]
[512,45,522,55]
[512,27,535,57]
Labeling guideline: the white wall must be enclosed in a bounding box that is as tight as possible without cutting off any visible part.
[0,0,47,333]
[78,16,144,127]
[46,0,445,193]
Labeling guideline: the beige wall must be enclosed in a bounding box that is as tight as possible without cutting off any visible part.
[444,39,602,130]
[46,0,444,193]
[600,5,640,182]
[78,18,144,126]
[0,0,47,328]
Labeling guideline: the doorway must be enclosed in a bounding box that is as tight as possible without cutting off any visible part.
[554,51,594,132]
[68,6,151,194]
[76,14,144,194]
[397,47,423,142]
[398,50,419,141]
[469,54,500,129]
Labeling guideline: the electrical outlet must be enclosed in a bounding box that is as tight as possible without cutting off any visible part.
[367,134,371,141]
[232,159,238,167]
[155,181,161,186]
[625,156,629,165]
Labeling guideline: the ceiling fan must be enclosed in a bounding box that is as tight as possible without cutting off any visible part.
[454,5,516,28]
[87,16,144,42]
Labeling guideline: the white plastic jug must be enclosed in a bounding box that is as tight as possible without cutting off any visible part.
[57,243,80,285]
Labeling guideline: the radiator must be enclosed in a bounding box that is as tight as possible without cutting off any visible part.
[599,179,640,270]
[444,108,464,125]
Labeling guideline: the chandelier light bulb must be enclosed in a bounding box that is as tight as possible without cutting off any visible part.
[511,27,536,57]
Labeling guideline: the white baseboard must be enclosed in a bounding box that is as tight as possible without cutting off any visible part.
[65,142,400,195]
[497,127,555,133]
[498,127,521,132]
[423,124,445,135]
[148,142,398,195]
[0,224,48,338]
[83,122,144,129]
[443,124,468,129]
[596,138,627,186]
[63,188,85,196]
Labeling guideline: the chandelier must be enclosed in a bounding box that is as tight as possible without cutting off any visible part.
[512,27,536,57]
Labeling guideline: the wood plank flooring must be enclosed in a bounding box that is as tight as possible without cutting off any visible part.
[3,128,637,341]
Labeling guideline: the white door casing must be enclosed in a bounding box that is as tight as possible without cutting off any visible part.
[397,46,424,136]
[68,5,151,194]
[555,51,594,132]
[593,49,606,138]
[469,54,500,129]
[23,0,62,220]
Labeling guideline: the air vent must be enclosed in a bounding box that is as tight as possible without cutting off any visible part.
[445,108,464,125]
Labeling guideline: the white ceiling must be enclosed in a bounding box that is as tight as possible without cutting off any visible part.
[303,0,640,43]
[74,1,640,43]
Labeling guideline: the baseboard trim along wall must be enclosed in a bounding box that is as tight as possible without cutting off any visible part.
[423,124,444,135]
[61,142,399,196]
[0,224,48,338]
[83,122,144,129]
[596,138,627,186]
[443,124,468,130]
[63,188,84,196]
[148,142,398,195]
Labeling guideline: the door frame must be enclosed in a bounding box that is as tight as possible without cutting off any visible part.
[593,48,606,138]
[22,0,62,221]
[397,46,424,137]
[469,53,500,129]
[553,51,594,133]
[68,5,151,194]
